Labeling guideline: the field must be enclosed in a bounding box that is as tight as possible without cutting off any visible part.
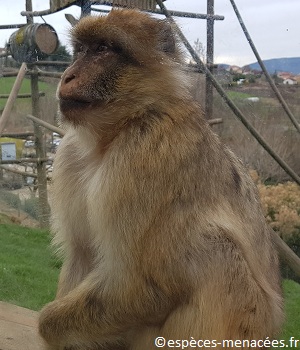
[0,76,55,110]
[0,75,58,130]
[0,221,299,341]
[0,221,58,310]
[209,82,300,182]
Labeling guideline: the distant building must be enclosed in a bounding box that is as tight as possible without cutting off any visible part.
[277,72,293,80]
[229,65,243,74]
[237,79,245,85]
[283,78,297,85]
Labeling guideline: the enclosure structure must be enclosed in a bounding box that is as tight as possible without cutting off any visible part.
[0,0,299,275]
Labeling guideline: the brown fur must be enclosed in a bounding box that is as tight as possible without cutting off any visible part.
[38,9,283,350]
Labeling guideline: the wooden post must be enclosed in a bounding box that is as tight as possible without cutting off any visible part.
[30,67,50,228]
[26,0,50,228]
[273,231,300,278]
[0,63,27,135]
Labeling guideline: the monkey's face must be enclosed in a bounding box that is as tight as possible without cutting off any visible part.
[59,42,125,124]
[58,9,180,127]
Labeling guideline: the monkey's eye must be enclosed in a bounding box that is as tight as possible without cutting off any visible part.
[75,45,87,56]
[78,45,85,52]
[96,44,109,52]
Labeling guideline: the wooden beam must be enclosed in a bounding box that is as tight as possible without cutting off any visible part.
[0,158,52,164]
[0,63,28,136]
[0,302,43,350]
[26,114,65,136]
[208,118,223,126]
[0,92,45,99]
[0,132,34,138]
[0,164,51,181]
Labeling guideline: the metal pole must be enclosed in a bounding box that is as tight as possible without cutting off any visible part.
[205,0,214,120]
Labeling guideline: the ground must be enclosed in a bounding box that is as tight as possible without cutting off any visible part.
[0,197,38,228]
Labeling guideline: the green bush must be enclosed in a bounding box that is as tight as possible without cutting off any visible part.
[0,190,21,210]
[250,175,300,283]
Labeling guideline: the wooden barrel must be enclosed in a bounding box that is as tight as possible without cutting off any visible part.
[9,23,59,63]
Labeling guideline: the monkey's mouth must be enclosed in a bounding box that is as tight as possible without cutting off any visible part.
[59,98,92,112]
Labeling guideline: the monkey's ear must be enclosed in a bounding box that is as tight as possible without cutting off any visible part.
[157,20,177,55]
[65,14,79,27]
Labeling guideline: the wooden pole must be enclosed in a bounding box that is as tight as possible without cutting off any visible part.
[0,164,51,181]
[0,158,52,164]
[0,92,45,99]
[26,0,50,228]
[0,63,28,135]
[26,114,65,136]
[30,68,50,228]
[273,231,300,278]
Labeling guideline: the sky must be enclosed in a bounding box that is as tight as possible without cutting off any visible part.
[0,0,299,67]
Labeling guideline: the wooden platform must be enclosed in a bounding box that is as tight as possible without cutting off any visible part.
[0,302,44,350]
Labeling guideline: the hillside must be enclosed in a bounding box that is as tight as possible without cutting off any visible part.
[247,57,300,74]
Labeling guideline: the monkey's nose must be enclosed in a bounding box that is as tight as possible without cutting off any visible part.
[63,73,76,85]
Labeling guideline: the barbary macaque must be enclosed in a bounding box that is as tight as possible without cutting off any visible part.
[39,9,283,350]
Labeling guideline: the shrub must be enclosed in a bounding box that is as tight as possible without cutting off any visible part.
[250,173,300,282]
[256,179,300,239]
[0,189,39,220]
[0,189,21,210]
[23,197,39,220]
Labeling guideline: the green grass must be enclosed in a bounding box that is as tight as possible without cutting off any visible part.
[226,90,253,100]
[0,76,54,109]
[281,279,300,341]
[0,223,59,310]
[0,223,299,341]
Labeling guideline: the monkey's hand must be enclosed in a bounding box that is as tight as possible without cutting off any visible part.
[39,294,102,349]
[39,299,70,348]
[39,282,121,349]
[38,261,187,349]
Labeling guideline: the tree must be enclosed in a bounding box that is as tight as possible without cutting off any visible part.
[193,38,206,63]
[47,44,72,62]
